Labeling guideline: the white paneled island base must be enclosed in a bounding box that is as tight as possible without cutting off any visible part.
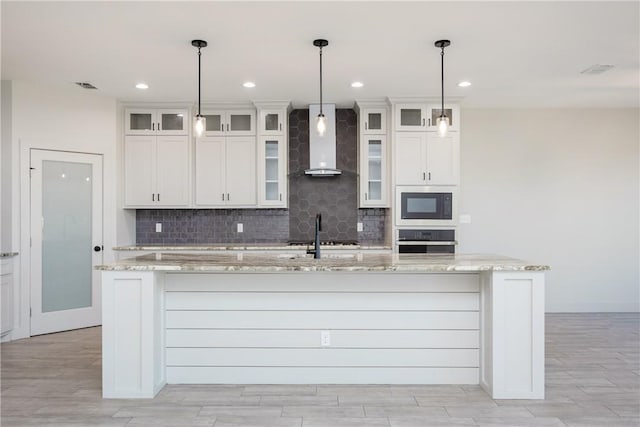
[98,254,547,400]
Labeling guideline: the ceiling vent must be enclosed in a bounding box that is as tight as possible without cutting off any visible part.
[580,64,614,75]
[75,82,98,89]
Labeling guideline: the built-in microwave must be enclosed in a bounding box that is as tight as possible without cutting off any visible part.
[395,186,457,226]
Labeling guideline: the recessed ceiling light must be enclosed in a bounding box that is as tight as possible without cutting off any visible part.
[351,81,364,88]
[135,83,149,90]
[458,81,471,87]
[243,82,256,88]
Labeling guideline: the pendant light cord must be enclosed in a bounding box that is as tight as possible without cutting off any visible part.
[440,46,445,116]
[197,47,202,116]
[319,46,323,115]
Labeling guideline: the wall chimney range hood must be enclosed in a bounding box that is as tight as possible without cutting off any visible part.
[305,104,342,176]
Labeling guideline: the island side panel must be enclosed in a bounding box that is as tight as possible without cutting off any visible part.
[102,271,165,398]
[482,271,545,399]
[164,272,480,385]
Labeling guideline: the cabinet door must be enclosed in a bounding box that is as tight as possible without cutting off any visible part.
[125,109,155,135]
[426,104,459,132]
[1,262,13,335]
[226,137,256,206]
[426,133,459,185]
[361,108,386,135]
[157,109,189,135]
[124,135,156,206]
[259,109,285,136]
[195,137,227,206]
[394,133,427,185]
[360,135,387,207]
[259,136,286,206]
[395,104,427,131]
[202,111,226,136]
[226,110,256,136]
[155,136,190,206]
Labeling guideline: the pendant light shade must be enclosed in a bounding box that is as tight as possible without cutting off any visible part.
[313,39,329,136]
[192,39,207,137]
[434,39,451,138]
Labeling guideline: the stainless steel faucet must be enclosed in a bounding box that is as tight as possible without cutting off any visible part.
[306,213,322,259]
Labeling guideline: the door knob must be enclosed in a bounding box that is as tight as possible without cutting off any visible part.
[93,246,102,252]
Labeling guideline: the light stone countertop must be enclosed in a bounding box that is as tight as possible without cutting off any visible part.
[96,252,550,272]
[112,244,392,251]
[0,252,19,258]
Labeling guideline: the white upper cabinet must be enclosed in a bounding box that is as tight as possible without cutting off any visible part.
[360,135,388,207]
[255,102,290,208]
[201,109,255,136]
[194,136,256,207]
[259,109,286,136]
[125,109,189,135]
[394,104,427,131]
[394,132,459,186]
[426,104,460,132]
[124,135,190,207]
[360,108,387,135]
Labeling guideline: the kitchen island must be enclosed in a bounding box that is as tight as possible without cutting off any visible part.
[97,253,548,400]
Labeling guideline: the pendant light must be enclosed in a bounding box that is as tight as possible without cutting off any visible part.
[192,39,207,137]
[313,39,329,136]
[434,39,451,137]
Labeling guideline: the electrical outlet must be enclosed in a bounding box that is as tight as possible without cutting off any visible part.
[237,223,243,233]
[321,330,331,346]
[155,223,162,233]
[357,222,363,232]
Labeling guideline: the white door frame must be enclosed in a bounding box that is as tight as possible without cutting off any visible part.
[29,149,103,335]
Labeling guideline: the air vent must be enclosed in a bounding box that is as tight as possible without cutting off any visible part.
[580,64,614,75]
[75,82,98,89]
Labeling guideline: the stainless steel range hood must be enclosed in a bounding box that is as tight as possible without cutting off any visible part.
[305,104,341,176]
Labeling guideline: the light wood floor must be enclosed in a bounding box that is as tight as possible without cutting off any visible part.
[1,313,638,427]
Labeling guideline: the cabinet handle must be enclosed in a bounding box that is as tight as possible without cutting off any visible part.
[365,122,368,130]
[157,193,160,201]
[152,193,155,202]
[279,123,282,131]
[423,172,426,181]
[428,118,431,127]
[226,123,229,132]
[422,118,425,127]
[158,122,161,131]
[222,193,225,201]
[152,123,155,131]
[221,124,224,132]
[365,192,368,200]
[428,172,431,181]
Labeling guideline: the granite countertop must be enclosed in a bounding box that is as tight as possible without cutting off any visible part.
[113,244,392,251]
[0,252,19,258]
[96,252,550,272]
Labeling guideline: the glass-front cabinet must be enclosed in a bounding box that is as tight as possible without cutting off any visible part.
[426,104,460,132]
[258,137,286,206]
[360,108,386,135]
[259,109,285,135]
[394,104,427,131]
[201,109,255,136]
[125,109,189,135]
[360,135,388,207]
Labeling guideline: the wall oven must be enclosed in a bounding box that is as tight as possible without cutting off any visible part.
[395,186,457,226]
[397,229,456,254]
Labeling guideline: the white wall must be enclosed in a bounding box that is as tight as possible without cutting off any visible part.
[1,80,13,252]
[459,109,639,312]
[5,80,118,339]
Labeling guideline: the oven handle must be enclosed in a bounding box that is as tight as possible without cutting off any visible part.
[396,241,458,246]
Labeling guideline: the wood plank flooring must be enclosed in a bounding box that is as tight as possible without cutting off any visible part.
[1,313,638,426]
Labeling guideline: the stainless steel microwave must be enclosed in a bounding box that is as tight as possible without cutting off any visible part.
[395,186,457,226]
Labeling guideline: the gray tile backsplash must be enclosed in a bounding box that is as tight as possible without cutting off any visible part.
[135,108,387,246]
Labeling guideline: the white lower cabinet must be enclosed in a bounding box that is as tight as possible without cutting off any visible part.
[1,259,14,337]
[395,132,459,186]
[195,136,256,207]
[124,135,190,207]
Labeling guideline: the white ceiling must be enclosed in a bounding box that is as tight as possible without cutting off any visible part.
[2,1,639,109]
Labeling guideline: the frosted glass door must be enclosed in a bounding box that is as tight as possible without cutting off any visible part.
[226,110,255,135]
[361,135,386,206]
[158,110,188,135]
[30,150,103,336]
[265,139,280,202]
